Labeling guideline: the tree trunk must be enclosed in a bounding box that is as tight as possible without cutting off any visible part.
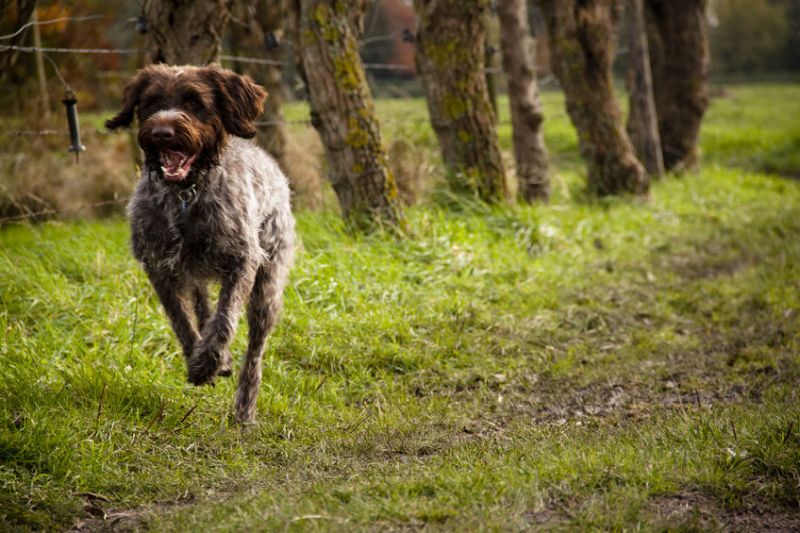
[142,0,233,65]
[0,0,36,82]
[484,12,500,116]
[414,0,509,203]
[625,0,663,177]
[230,0,289,169]
[291,0,404,229]
[540,0,649,196]
[497,0,549,202]
[645,0,709,171]
[255,0,288,169]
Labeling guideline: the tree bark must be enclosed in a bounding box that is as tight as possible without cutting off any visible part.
[230,0,289,169]
[291,0,404,229]
[142,0,233,65]
[0,0,36,82]
[485,12,500,116]
[645,0,709,171]
[254,0,288,168]
[497,0,549,202]
[540,0,648,196]
[625,0,663,177]
[414,0,509,203]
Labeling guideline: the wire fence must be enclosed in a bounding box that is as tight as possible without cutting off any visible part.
[0,14,110,41]
[0,198,130,224]
[1,43,503,75]
[1,112,538,139]
[0,11,559,224]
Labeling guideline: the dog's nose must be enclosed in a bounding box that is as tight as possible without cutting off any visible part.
[151,124,175,141]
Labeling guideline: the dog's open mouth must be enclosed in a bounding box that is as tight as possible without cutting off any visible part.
[160,150,198,182]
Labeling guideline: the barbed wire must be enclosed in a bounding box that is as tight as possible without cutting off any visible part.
[219,54,283,66]
[0,129,68,136]
[255,119,312,127]
[0,14,109,41]
[42,53,73,91]
[2,44,501,75]
[362,61,415,71]
[0,197,129,224]
[360,30,403,47]
[0,44,138,55]
[1,94,563,138]
[0,128,116,137]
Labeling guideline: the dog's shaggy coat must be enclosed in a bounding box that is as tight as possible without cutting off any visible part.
[107,64,295,423]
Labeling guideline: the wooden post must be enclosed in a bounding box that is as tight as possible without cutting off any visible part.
[32,12,50,120]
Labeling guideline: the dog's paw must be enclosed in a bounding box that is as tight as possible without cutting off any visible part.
[187,363,216,386]
[217,349,233,378]
[187,345,221,386]
[234,404,257,425]
[234,384,259,424]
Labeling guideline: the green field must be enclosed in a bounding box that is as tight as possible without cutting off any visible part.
[1,84,799,531]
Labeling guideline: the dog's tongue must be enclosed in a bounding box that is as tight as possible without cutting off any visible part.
[160,150,197,181]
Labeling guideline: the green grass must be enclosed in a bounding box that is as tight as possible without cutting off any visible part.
[2,84,800,531]
[294,82,800,179]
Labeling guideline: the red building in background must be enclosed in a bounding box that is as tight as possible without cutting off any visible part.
[362,0,416,78]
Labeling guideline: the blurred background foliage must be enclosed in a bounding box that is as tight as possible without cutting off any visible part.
[2,0,798,115]
[710,0,800,76]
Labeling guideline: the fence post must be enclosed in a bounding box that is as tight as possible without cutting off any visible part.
[32,12,50,120]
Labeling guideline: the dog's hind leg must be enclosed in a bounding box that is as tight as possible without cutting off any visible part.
[234,261,286,424]
[192,282,212,330]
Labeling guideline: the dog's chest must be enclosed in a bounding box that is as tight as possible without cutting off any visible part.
[129,169,268,275]
[174,208,214,254]
[171,200,246,266]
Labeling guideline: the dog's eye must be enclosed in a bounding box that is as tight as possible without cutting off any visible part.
[137,100,161,119]
[183,93,206,111]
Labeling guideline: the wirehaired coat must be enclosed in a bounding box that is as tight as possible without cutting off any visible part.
[107,64,295,423]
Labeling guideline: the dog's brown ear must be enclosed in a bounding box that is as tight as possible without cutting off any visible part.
[105,65,163,130]
[201,65,267,139]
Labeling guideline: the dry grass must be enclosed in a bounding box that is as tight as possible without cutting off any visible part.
[282,125,328,212]
[0,128,136,223]
[0,114,333,224]
[387,138,438,205]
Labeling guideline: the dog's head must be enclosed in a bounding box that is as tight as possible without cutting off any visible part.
[106,64,267,182]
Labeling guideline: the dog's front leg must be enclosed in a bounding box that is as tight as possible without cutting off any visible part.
[187,260,257,385]
[145,268,200,360]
